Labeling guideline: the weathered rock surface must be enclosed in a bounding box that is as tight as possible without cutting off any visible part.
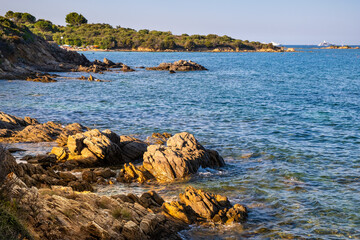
[146,60,207,71]
[1,172,185,240]
[52,129,148,168]
[0,112,87,144]
[142,132,225,182]
[163,186,247,224]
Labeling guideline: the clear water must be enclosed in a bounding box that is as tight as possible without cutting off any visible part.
[1,47,360,239]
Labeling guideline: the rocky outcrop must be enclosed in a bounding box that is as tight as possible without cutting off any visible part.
[26,73,57,82]
[1,171,186,240]
[163,186,247,224]
[142,132,225,182]
[74,58,135,73]
[117,132,224,183]
[0,17,90,80]
[51,129,148,168]
[146,60,207,71]
[0,112,88,144]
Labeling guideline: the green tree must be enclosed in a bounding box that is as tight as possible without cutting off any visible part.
[34,20,53,32]
[65,12,87,26]
[21,13,36,23]
[4,11,14,18]
[184,40,196,51]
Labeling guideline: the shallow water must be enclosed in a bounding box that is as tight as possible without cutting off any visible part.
[1,47,360,239]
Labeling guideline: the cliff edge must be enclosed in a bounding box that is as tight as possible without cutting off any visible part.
[0,17,90,80]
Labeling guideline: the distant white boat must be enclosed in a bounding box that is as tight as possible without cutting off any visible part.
[271,41,281,47]
[318,41,332,47]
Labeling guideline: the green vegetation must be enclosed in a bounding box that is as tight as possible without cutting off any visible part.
[111,207,132,220]
[2,10,278,51]
[65,12,88,26]
[0,197,33,240]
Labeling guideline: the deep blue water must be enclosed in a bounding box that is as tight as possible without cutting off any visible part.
[1,47,360,239]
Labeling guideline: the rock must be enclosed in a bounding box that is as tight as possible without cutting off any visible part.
[0,146,17,184]
[163,186,247,224]
[116,163,154,183]
[26,74,57,83]
[82,170,97,183]
[63,129,124,167]
[142,132,224,182]
[146,60,207,71]
[0,113,86,144]
[88,74,94,81]
[122,65,135,72]
[122,221,147,240]
[0,112,30,130]
[0,19,90,81]
[67,180,94,192]
[93,168,116,179]
[119,135,148,162]
[59,172,78,182]
[145,132,172,145]
[169,70,176,74]
[50,147,68,161]
[103,58,115,66]
[139,191,165,209]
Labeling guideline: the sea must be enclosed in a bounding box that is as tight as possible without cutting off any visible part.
[1,46,359,239]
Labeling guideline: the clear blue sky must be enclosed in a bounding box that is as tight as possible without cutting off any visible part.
[1,0,359,45]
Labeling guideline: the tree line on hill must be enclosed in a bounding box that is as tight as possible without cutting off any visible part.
[2,11,277,51]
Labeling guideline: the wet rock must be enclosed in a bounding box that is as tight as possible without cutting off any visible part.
[169,70,176,74]
[121,65,135,72]
[143,132,225,182]
[88,74,95,81]
[103,58,115,66]
[26,74,57,83]
[146,60,207,71]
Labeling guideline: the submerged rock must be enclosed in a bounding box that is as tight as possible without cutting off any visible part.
[146,60,207,71]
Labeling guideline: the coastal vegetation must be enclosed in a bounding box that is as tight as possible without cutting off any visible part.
[2,11,278,51]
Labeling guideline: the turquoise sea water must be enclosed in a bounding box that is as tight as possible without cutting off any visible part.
[1,47,360,239]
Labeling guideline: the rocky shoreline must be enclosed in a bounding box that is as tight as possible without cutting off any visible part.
[0,112,248,239]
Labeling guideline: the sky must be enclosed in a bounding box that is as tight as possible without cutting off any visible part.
[1,0,359,45]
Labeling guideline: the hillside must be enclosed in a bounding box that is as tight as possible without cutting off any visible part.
[0,16,89,79]
[3,11,281,52]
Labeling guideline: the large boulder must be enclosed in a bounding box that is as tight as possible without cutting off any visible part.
[163,186,247,224]
[119,135,148,162]
[146,60,207,71]
[142,132,224,182]
[66,129,123,166]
